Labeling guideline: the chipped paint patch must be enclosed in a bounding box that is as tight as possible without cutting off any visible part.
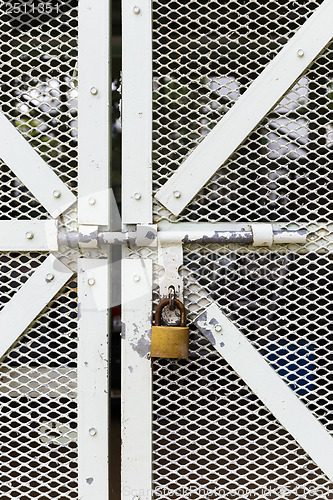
[130,335,150,358]
[203,329,216,346]
[128,366,133,373]
[194,310,216,346]
[86,477,94,485]
[145,230,156,240]
[121,322,126,340]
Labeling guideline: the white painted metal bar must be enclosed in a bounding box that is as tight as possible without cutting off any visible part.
[0,254,73,360]
[195,303,333,482]
[121,258,152,500]
[0,220,58,251]
[156,222,307,245]
[78,258,109,500]
[0,112,76,218]
[158,242,184,300]
[122,0,152,224]
[78,0,111,226]
[155,0,333,215]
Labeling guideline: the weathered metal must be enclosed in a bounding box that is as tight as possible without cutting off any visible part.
[151,298,189,359]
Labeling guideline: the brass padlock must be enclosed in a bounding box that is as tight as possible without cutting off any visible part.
[150,298,189,358]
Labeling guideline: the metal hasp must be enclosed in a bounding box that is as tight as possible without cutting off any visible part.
[151,299,189,359]
[56,223,307,249]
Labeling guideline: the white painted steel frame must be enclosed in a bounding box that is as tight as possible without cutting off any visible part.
[78,258,110,500]
[78,0,111,226]
[0,220,58,251]
[155,0,333,215]
[122,0,152,224]
[121,258,153,500]
[0,111,76,218]
[195,303,333,482]
[121,0,153,496]
[0,254,73,360]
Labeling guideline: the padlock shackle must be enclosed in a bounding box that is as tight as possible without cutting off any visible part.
[154,298,186,327]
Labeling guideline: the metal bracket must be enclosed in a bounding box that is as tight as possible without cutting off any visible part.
[158,241,184,324]
[158,242,183,301]
[251,223,273,247]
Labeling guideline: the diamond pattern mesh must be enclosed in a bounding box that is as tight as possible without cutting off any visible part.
[0,0,78,220]
[0,1,78,498]
[0,278,77,500]
[152,0,333,497]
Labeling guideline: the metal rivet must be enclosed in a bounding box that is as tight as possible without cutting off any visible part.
[90,87,98,95]
[88,198,96,205]
[88,278,96,286]
[25,232,34,240]
[133,275,140,282]
[46,273,54,282]
[173,191,181,199]
[134,193,141,200]
[133,6,140,14]
[53,190,61,199]
[89,428,97,436]
[297,49,304,58]
[215,325,222,333]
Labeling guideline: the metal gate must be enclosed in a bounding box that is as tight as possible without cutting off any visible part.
[122,0,333,499]
[0,1,110,499]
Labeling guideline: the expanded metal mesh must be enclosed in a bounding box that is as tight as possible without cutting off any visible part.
[152,0,333,498]
[0,1,78,498]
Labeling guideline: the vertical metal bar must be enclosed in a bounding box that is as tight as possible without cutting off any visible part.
[122,0,152,224]
[121,258,153,499]
[78,258,110,499]
[78,0,111,226]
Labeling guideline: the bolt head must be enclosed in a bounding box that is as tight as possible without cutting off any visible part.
[25,231,34,240]
[46,273,55,282]
[133,275,140,282]
[89,428,97,436]
[134,192,141,200]
[88,198,96,205]
[88,278,96,286]
[133,6,140,14]
[215,325,222,333]
[53,190,61,199]
[90,87,98,95]
[297,49,304,58]
[173,190,181,199]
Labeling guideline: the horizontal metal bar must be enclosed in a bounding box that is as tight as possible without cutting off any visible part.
[273,230,308,244]
[57,226,307,248]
